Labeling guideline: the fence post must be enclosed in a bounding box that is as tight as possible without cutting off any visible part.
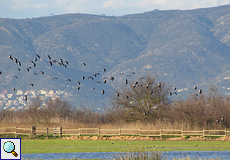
[225,128,227,137]
[98,127,100,136]
[47,128,48,139]
[79,128,81,136]
[181,119,184,138]
[160,128,162,140]
[15,126,18,138]
[31,126,36,139]
[203,130,205,137]
[139,127,141,136]
[60,127,62,138]
[53,128,56,138]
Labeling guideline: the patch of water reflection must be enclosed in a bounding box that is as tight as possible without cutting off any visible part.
[22,151,230,160]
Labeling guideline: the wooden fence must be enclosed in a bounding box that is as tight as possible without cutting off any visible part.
[0,126,230,139]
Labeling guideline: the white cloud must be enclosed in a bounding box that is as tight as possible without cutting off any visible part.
[220,0,230,5]
[103,0,127,8]
[55,0,97,13]
[11,0,48,9]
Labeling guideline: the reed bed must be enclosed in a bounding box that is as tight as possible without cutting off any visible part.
[0,120,207,131]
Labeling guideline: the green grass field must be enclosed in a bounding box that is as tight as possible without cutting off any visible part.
[21,140,230,154]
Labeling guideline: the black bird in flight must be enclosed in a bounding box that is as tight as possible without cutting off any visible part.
[49,61,52,66]
[146,84,150,88]
[0,71,2,75]
[14,76,18,78]
[102,68,106,72]
[77,87,80,90]
[93,73,99,77]
[174,87,177,90]
[14,58,18,63]
[66,79,71,81]
[31,61,36,67]
[158,83,161,88]
[101,90,105,95]
[17,68,20,71]
[9,55,13,60]
[116,92,119,98]
[36,54,40,59]
[52,77,57,80]
[24,95,27,101]
[88,76,94,81]
[41,71,44,75]
[110,77,114,81]
[195,86,197,90]
[81,76,85,80]
[48,55,51,60]
[29,83,34,86]
[199,89,202,94]
[77,81,81,85]
[82,62,86,66]
[125,79,128,85]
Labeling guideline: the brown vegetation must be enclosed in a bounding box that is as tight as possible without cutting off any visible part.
[0,74,229,131]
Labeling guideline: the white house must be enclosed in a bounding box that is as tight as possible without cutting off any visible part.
[16,90,23,95]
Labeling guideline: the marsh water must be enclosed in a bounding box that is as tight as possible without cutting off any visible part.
[22,151,230,159]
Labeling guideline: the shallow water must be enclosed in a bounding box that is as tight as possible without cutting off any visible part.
[22,151,230,159]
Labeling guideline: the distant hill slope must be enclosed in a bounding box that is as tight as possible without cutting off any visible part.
[1,5,230,110]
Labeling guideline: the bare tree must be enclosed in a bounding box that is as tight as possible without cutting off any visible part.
[26,96,42,124]
[111,73,171,121]
[45,98,72,122]
[172,85,230,129]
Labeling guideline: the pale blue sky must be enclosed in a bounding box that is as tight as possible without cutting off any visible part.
[1,0,230,19]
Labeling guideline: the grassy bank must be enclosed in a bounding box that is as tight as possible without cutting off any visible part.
[21,140,230,154]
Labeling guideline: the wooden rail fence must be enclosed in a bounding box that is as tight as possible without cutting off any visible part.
[0,126,230,139]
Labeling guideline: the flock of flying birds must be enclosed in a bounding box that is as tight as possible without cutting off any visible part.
[1,54,226,126]
[2,54,226,124]
[0,54,204,104]
[5,54,114,102]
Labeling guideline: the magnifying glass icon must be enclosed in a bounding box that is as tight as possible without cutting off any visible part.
[3,141,18,157]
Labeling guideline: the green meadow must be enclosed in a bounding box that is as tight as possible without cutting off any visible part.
[21,140,230,154]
